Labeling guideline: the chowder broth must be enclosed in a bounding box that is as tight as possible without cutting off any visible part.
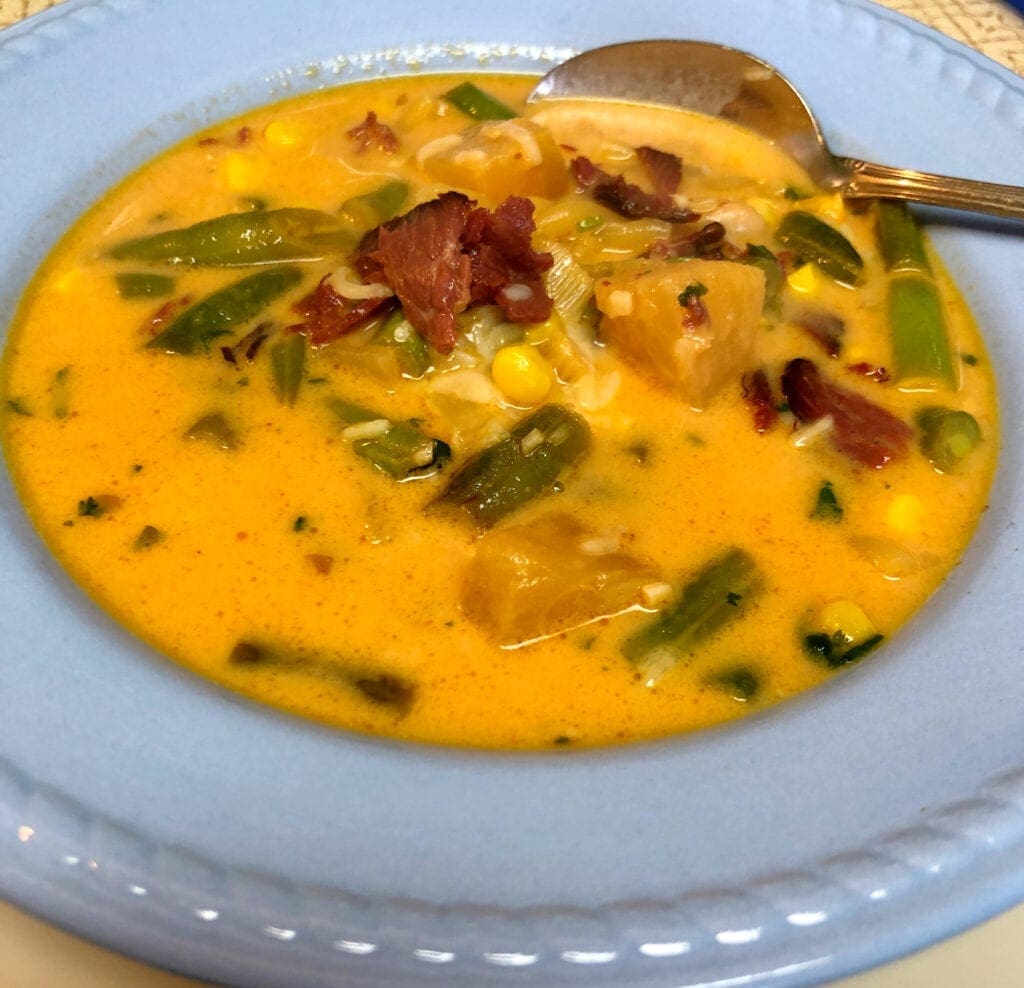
[0,74,997,749]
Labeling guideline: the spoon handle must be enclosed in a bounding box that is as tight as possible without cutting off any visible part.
[837,158,1024,220]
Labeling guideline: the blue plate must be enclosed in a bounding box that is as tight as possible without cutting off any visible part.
[1,1,1023,985]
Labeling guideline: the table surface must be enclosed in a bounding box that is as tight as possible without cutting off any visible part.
[2,0,1023,985]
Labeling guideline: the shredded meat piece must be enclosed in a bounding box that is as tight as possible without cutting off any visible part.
[369,192,474,353]
[570,155,697,223]
[781,358,911,469]
[636,146,682,197]
[646,222,729,261]
[292,277,395,346]
[463,196,554,323]
[346,110,399,154]
[742,369,778,434]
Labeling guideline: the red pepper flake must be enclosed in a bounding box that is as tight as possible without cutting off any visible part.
[846,362,891,383]
[143,296,191,336]
[346,110,399,154]
[236,126,253,145]
[197,136,220,148]
[742,369,778,434]
[636,145,682,197]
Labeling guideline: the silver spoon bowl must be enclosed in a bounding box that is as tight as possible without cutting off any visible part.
[529,40,1024,220]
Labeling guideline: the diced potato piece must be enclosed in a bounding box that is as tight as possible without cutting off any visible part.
[461,513,660,646]
[419,119,568,201]
[594,259,765,407]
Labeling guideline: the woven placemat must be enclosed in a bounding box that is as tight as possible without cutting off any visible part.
[1,0,1023,73]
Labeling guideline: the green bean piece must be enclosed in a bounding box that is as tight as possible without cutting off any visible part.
[148,267,302,355]
[776,210,863,286]
[876,200,930,274]
[133,525,165,550]
[115,272,176,298]
[229,639,416,714]
[621,548,762,685]
[109,208,352,266]
[705,666,761,702]
[372,309,430,378]
[340,180,409,228]
[326,397,451,481]
[442,81,517,121]
[435,404,591,528]
[888,276,957,388]
[270,333,306,406]
[916,407,982,471]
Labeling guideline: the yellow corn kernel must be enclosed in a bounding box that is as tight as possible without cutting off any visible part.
[263,118,306,147]
[818,600,877,647]
[221,151,263,192]
[786,262,823,296]
[885,492,924,537]
[491,344,554,406]
[525,313,587,383]
[747,196,780,227]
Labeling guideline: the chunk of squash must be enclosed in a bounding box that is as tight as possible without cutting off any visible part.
[419,119,569,201]
[461,513,660,646]
[594,259,765,408]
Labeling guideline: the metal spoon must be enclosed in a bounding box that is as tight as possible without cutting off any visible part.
[528,40,1024,219]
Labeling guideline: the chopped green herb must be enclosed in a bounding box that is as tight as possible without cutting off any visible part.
[553,735,574,746]
[6,398,31,417]
[133,525,164,550]
[576,215,604,232]
[78,496,102,517]
[132,464,144,473]
[184,412,238,450]
[811,481,843,522]
[726,592,743,606]
[52,365,71,419]
[783,185,809,201]
[270,332,306,405]
[803,631,884,668]
[678,282,708,306]
[625,441,650,466]
[961,353,978,367]
[292,516,308,532]
[742,243,783,312]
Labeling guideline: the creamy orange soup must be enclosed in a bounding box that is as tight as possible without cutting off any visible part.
[0,74,997,749]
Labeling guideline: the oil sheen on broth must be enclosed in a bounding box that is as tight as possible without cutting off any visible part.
[0,74,997,749]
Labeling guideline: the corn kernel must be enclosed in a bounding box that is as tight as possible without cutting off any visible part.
[885,492,924,537]
[747,196,780,226]
[818,600,877,646]
[491,344,554,406]
[263,118,305,147]
[786,262,823,296]
[221,151,262,192]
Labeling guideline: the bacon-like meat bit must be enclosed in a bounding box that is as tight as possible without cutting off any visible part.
[647,221,729,261]
[346,110,399,154]
[846,362,891,383]
[794,308,844,358]
[781,357,912,469]
[370,191,474,353]
[292,277,395,346]
[143,296,191,336]
[636,146,682,197]
[463,196,554,323]
[570,156,697,224]
[742,369,778,434]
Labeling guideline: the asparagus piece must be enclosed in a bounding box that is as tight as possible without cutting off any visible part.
[621,548,761,686]
[340,180,409,228]
[148,267,302,355]
[776,210,863,286]
[877,202,957,389]
[434,404,591,528]
[916,406,983,471]
[109,208,352,266]
[327,397,451,481]
[372,308,430,379]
